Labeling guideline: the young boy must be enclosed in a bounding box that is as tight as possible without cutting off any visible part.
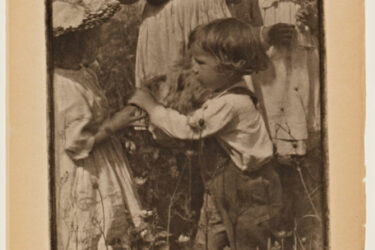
[129,18,282,250]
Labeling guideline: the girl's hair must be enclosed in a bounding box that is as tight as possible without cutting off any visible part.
[53,28,98,68]
[53,30,87,68]
[188,18,268,75]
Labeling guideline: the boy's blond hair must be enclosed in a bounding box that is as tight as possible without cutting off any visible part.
[188,18,268,75]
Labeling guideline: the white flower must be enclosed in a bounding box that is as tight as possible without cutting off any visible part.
[152,149,160,160]
[140,229,148,238]
[177,234,190,243]
[139,210,153,218]
[134,177,147,185]
[124,140,137,154]
[185,150,195,157]
[276,231,286,238]
[272,241,281,250]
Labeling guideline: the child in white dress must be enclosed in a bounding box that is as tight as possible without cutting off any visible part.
[53,1,145,249]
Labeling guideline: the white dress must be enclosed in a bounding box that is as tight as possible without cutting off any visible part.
[135,0,231,87]
[54,68,142,250]
[256,0,321,156]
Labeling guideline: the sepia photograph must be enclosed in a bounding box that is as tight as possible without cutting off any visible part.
[4,0,369,248]
[49,0,326,249]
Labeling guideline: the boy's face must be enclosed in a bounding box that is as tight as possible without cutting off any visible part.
[191,47,229,91]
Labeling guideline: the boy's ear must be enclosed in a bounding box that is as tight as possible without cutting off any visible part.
[233,59,246,69]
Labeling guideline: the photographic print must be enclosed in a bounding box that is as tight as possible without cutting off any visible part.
[49,0,326,249]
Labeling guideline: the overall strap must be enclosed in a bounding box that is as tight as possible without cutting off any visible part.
[252,75,276,153]
[225,83,275,153]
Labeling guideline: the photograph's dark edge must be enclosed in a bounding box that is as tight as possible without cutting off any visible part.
[317,0,329,249]
[46,0,57,249]
[46,1,330,249]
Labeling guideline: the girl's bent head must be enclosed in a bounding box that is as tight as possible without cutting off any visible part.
[188,18,268,76]
[53,27,101,69]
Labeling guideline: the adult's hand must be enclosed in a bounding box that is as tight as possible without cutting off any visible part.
[266,23,296,47]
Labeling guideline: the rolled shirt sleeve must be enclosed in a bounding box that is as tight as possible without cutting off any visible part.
[56,77,96,161]
[64,116,96,161]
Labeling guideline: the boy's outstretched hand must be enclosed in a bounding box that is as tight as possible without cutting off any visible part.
[110,105,147,132]
[128,88,158,113]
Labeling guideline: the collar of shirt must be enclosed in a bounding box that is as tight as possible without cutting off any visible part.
[209,80,249,100]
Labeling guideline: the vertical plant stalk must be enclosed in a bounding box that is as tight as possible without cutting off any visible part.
[295,163,321,223]
[95,186,110,250]
[91,162,110,250]
[296,232,307,250]
[293,218,298,250]
[267,237,271,250]
[166,161,187,248]
[197,131,209,250]
[275,120,322,222]
[75,225,78,250]
[188,156,192,213]
[203,192,209,250]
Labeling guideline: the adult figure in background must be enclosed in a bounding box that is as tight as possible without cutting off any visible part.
[230,0,321,231]
[231,0,320,157]
[133,0,232,88]
[260,0,322,233]
[259,0,320,157]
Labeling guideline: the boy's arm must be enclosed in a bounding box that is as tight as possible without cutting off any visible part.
[148,101,234,140]
[128,88,234,140]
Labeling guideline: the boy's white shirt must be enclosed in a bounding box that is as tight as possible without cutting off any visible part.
[148,81,274,172]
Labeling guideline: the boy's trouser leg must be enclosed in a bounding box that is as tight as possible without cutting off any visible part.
[194,225,228,250]
[194,193,228,250]
[235,220,270,250]
[207,231,229,250]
